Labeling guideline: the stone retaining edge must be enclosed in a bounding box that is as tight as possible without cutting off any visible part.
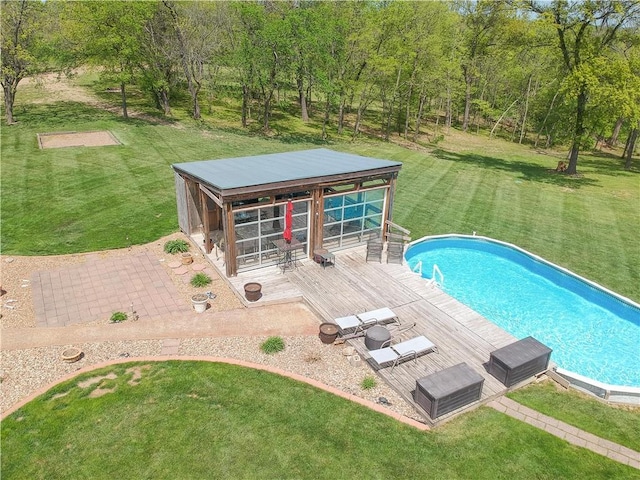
[1,355,430,431]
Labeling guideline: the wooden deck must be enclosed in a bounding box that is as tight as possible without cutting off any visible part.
[199,238,524,426]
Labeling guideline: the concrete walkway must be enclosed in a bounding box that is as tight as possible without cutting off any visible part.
[1,302,320,350]
[489,397,639,469]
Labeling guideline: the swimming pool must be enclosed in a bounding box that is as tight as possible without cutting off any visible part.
[405,235,640,389]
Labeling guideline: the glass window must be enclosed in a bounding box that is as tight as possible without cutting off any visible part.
[365,189,385,201]
[236,200,309,273]
[321,187,387,250]
[235,222,258,240]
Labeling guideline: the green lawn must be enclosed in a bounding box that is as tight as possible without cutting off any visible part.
[2,97,638,300]
[2,361,637,480]
[508,382,640,452]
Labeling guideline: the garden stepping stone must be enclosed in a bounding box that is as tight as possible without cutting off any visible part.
[191,263,206,271]
[168,261,182,269]
[173,266,189,275]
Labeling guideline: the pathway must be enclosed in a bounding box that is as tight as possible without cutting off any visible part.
[489,397,639,469]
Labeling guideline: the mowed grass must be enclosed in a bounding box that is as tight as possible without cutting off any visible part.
[508,382,640,452]
[1,78,638,302]
[0,102,319,254]
[2,361,636,480]
[344,136,639,302]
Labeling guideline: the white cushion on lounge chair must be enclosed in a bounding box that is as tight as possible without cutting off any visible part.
[393,335,436,357]
[357,307,397,325]
[334,315,360,332]
[369,347,398,367]
[369,335,437,370]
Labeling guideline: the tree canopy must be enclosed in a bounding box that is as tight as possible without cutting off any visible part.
[2,0,639,170]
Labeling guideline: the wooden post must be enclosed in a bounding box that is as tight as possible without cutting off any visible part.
[200,189,212,254]
[310,188,324,256]
[224,202,237,277]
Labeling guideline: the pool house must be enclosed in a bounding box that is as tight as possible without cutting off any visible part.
[172,149,403,277]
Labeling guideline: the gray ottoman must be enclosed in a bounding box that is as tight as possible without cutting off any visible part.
[365,325,391,350]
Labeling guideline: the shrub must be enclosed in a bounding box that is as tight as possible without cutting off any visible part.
[360,376,377,390]
[110,311,128,323]
[260,336,285,354]
[190,273,212,287]
[164,239,190,254]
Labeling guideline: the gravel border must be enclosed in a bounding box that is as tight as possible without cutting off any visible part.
[1,337,423,422]
[1,234,423,422]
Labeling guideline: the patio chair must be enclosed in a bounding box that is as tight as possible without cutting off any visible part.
[366,239,383,263]
[368,335,438,371]
[333,307,399,335]
[386,241,405,264]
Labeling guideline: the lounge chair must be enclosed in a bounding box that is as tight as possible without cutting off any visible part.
[368,335,438,371]
[333,307,399,334]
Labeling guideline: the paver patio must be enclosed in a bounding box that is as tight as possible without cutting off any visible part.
[30,252,191,327]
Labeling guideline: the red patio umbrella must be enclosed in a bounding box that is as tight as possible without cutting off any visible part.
[283,200,293,243]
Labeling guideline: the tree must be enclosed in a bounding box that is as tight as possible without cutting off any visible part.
[163,1,227,121]
[139,4,180,116]
[456,0,511,132]
[64,1,155,119]
[526,0,640,174]
[0,0,47,124]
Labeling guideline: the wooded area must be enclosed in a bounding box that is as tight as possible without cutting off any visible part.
[2,0,639,172]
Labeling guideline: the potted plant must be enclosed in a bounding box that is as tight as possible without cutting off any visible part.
[191,293,208,313]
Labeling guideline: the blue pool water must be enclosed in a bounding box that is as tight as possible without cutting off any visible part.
[406,236,640,388]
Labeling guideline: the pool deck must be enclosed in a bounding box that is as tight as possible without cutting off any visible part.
[206,241,526,426]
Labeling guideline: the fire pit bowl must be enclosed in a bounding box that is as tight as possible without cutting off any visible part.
[61,347,83,363]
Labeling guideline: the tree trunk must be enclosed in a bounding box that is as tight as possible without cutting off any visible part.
[567,89,587,175]
[297,74,309,122]
[607,117,624,146]
[535,90,559,148]
[383,67,402,142]
[120,82,128,119]
[3,82,17,125]
[445,84,452,133]
[624,124,638,170]
[353,86,373,140]
[413,94,426,143]
[164,1,200,120]
[159,88,171,116]
[322,93,330,141]
[241,84,249,128]
[338,94,345,134]
[462,65,472,132]
[263,89,272,131]
[519,75,532,144]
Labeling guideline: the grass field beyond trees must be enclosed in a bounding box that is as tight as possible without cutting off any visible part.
[1,94,638,301]
[2,361,637,479]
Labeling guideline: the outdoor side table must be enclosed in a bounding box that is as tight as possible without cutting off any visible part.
[365,325,391,350]
[488,336,552,387]
[414,363,484,419]
[313,249,335,268]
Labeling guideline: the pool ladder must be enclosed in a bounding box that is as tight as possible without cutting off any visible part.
[413,261,444,288]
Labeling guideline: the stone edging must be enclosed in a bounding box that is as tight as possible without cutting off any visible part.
[1,355,429,431]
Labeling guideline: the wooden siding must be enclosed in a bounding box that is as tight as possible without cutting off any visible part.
[174,173,190,235]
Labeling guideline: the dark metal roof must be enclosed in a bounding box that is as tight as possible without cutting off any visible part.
[172,148,402,191]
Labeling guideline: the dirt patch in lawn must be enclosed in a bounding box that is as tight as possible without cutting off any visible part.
[37,131,121,149]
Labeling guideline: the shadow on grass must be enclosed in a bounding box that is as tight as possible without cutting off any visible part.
[430,148,605,189]
[8,102,178,130]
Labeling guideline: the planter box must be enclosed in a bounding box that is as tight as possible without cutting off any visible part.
[489,336,552,387]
